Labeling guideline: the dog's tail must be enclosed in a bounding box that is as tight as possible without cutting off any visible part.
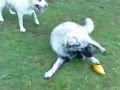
[84,17,94,34]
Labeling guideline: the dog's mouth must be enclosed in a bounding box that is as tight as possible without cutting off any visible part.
[35,5,44,13]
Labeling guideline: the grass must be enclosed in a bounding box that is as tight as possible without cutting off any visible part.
[0,0,120,90]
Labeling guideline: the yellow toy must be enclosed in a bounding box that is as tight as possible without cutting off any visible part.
[93,64,105,75]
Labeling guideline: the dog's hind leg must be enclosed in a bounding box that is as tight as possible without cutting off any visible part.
[9,8,16,15]
[17,12,26,32]
[44,57,64,79]
[33,11,39,25]
[88,38,106,55]
[88,57,100,64]
[0,0,6,21]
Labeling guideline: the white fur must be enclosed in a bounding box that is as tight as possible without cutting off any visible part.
[44,18,106,79]
[84,17,94,34]
[50,18,105,57]
[0,0,48,32]
[44,57,64,78]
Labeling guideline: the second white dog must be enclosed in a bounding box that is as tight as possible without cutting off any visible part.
[0,0,48,32]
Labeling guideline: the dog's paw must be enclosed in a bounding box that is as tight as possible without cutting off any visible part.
[101,48,106,55]
[20,28,26,32]
[44,70,54,79]
[0,17,4,22]
[9,8,16,15]
[92,59,100,65]
[35,20,40,25]
[10,10,16,15]
[10,11,16,15]
[101,50,106,55]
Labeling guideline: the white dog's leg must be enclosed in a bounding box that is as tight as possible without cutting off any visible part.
[33,11,39,25]
[88,38,106,54]
[88,57,100,64]
[44,57,64,79]
[0,9,4,21]
[9,8,16,15]
[17,13,26,32]
[0,1,6,21]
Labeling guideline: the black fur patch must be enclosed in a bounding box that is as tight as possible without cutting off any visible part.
[58,45,93,67]
[80,46,93,57]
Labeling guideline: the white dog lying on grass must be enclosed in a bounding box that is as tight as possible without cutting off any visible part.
[0,0,48,32]
[44,18,106,79]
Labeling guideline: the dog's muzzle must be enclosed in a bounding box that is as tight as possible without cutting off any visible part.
[35,4,48,13]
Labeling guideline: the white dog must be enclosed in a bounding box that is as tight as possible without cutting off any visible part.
[44,18,106,79]
[0,0,48,32]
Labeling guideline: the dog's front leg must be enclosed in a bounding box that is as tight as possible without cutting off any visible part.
[17,13,26,32]
[33,11,39,25]
[0,4,5,21]
[44,57,64,79]
[0,11,4,21]
[88,38,106,55]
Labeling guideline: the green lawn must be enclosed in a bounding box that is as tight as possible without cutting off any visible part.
[0,0,120,90]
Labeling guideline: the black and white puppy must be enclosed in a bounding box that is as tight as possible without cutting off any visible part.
[44,18,106,79]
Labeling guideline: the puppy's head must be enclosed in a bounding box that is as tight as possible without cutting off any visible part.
[32,0,48,13]
[64,37,81,52]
